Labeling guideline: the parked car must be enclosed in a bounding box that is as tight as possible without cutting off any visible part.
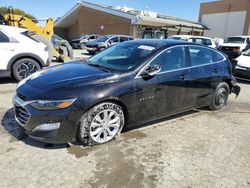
[13,40,240,145]
[0,25,49,81]
[169,35,217,48]
[79,34,101,49]
[219,36,250,58]
[70,34,101,49]
[235,48,250,80]
[85,34,134,55]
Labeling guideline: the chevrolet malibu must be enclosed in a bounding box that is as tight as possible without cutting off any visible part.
[13,40,240,145]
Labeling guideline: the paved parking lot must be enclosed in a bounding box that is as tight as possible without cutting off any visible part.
[0,58,250,187]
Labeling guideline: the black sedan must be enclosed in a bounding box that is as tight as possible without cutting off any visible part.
[13,40,240,145]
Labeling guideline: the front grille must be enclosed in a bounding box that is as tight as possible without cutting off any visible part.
[221,46,239,52]
[15,105,30,126]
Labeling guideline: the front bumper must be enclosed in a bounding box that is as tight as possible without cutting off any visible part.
[235,66,250,79]
[221,51,241,59]
[13,95,80,144]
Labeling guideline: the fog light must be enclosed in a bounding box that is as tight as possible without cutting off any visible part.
[33,123,60,132]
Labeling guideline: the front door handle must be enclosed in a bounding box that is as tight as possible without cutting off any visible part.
[179,75,189,80]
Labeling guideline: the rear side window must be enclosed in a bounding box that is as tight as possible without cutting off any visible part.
[151,46,186,72]
[120,37,128,42]
[212,51,224,62]
[191,38,212,46]
[188,46,224,66]
[0,31,10,42]
[188,46,213,66]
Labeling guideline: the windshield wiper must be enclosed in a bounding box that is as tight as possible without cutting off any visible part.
[88,63,112,72]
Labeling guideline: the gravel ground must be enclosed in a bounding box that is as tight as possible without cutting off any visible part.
[0,56,250,187]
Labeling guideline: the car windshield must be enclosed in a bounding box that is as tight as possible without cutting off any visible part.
[225,37,246,44]
[80,35,89,39]
[243,48,250,56]
[88,42,159,71]
[96,36,112,42]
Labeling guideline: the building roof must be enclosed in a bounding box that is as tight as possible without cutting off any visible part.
[55,1,206,31]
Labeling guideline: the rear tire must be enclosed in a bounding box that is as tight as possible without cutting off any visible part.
[12,58,41,81]
[78,102,125,146]
[209,82,229,111]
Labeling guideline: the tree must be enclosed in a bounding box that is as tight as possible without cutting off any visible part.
[0,7,36,20]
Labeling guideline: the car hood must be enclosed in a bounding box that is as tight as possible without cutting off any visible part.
[17,62,115,90]
[71,39,80,43]
[221,43,246,48]
[236,55,250,68]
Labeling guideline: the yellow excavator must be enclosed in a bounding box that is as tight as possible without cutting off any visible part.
[1,6,73,62]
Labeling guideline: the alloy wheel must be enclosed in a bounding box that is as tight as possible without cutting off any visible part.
[89,109,120,143]
[17,61,38,79]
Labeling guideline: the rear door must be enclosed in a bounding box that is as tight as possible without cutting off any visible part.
[187,46,222,107]
[0,30,16,70]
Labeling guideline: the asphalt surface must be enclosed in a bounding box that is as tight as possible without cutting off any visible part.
[0,51,250,187]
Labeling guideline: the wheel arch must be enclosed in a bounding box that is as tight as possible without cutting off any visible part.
[7,53,46,71]
[79,98,129,128]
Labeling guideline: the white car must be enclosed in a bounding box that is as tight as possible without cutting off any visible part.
[169,35,217,48]
[235,48,250,80]
[219,36,250,58]
[0,25,49,81]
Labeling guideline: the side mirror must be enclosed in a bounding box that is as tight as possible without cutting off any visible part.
[109,40,114,44]
[141,65,161,77]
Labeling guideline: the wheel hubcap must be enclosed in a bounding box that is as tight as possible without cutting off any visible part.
[90,109,120,143]
[216,88,227,106]
[17,62,37,79]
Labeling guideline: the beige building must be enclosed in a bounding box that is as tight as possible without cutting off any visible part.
[55,1,206,40]
[199,0,250,38]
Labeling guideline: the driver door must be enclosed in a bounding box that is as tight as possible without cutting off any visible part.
[131,46,189,124]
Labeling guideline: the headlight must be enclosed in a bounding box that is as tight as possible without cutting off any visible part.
[30,99,76,110]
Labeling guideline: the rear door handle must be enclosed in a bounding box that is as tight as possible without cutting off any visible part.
[213,68,219,73]
[179,75,189,80]
[5,48,15,51]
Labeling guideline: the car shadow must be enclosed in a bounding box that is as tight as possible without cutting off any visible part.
[1,107,208,149]
[124,109,204,132]
[1,108,68,149]
[0,78,16,84]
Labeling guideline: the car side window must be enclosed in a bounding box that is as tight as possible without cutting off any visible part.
[110,37,119,43]
[89,36,95,39]
[150,46,186,72]
[0,31,10,42]
[120,37,128,42]
[212,51,224,62]
[246,38,250,44]
[188,46,213,66]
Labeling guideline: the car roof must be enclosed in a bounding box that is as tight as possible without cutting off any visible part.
[170,35,213,40]
[102,34,133,38]
[124,39,194,48]
[0,24,27,34]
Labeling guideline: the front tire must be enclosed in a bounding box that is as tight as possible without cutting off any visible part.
[209,82,229,111]
[12,58,41,81]
[78,102,125,146]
